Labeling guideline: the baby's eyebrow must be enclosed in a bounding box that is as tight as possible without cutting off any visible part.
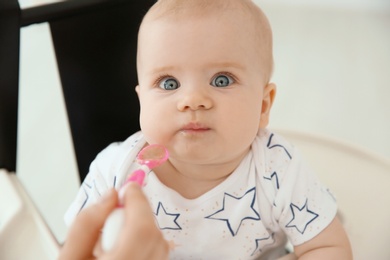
[206,61,246,71]
[149,65,178,74]
[147,62,246,75]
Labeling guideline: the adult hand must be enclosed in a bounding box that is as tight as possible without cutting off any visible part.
[59,183,169,260]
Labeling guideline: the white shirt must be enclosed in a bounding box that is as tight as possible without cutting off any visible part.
[65,129,337,259]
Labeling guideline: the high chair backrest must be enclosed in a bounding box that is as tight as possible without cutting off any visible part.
[0,0,156,182]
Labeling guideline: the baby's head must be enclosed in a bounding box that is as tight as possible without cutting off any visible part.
[135,0,276,165]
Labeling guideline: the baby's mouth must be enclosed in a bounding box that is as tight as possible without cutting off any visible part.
[180,122,211,133]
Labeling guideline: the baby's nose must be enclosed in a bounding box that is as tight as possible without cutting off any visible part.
[176,87,213,111]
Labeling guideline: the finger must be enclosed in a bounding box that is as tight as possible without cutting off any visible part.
[122,182,150,209]
[141,229,170,260]
[112,183,170,259]
[59,189,118,260]
[122,182,157,229]
[124,184,169,260]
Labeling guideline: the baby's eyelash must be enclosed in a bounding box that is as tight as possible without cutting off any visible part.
[214,72,238,82]
[152,72,238,87]
[153,74,173,87]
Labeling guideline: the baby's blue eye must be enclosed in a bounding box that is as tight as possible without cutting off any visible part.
[211,74,234,87]
[159,77,180,90]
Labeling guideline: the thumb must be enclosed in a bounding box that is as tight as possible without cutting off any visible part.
[59,189,118,260]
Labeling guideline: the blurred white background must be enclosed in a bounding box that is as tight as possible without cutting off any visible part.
[16,0,390,244]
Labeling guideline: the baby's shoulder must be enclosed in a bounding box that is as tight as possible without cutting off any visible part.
[93,131,144,171]
[256,129,296,167]
[258,129,294,154]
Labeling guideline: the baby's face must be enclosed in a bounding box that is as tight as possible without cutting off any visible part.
[136,11,272,166]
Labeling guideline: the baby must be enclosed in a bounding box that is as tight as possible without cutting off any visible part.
[65,0,352,259]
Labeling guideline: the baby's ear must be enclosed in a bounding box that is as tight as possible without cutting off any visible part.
[259,83,276,128]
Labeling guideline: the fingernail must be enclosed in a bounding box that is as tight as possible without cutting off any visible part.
[118,182,141,205]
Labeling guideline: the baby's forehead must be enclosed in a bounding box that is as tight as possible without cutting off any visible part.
[139,0,274,80]
[143,0,271,41]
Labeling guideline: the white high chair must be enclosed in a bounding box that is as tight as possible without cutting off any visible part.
[276,129,390,260]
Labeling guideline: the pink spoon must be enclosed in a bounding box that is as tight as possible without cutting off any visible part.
[123,144,169,188]
[102,144,169,251]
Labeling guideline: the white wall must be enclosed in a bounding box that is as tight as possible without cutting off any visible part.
[18,23,79,243]
[257,1,390,160]
[259,0,390,11]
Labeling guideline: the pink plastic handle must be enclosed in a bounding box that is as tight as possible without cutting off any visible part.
[125,169,146,187]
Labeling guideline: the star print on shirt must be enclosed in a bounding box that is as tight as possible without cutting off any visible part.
[79,180,98,212]
[79,186,90,212]
[154,202,182,230]
[264,171,280,190]
[267,133,292,159]
[286,199,319,234]
[251,232,275,256]
[205,187,260,236]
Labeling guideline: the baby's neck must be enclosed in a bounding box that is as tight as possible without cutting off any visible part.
[153,156,245,199]
[164,172,228,199]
